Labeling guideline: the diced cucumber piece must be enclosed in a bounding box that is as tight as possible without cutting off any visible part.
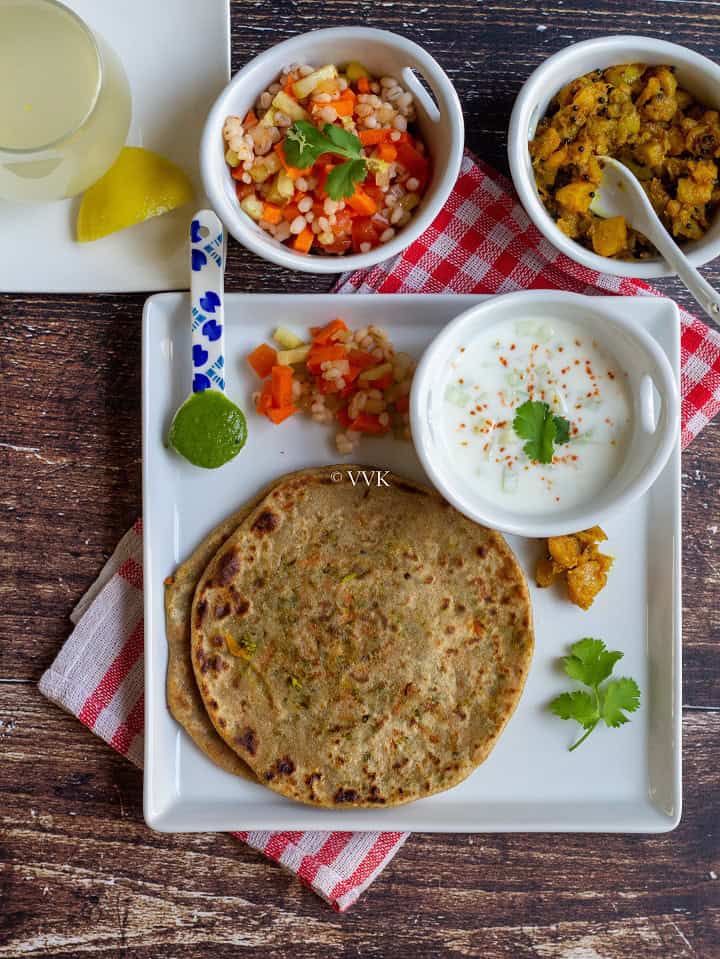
[259,107,277,128]
[225,148,241,168]
[276,169,294,199]
[277,345,310,365]
[445,384,470,407]
[271,90,309,122]
[292,64,337,100]
[345,61,369,82]
[273,326,305,349]
[502,467,519,493]
[265,169,295,205]
[240,194,264,221]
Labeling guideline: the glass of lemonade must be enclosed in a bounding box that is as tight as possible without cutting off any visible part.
[0,0,132,202]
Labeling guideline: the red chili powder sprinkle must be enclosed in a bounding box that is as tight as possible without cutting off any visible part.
[499,357,508,368]
[608,370,616,380]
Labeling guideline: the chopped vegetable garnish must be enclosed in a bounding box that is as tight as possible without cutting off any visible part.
[222,61,429,256]
[513,399,571,464]
[549,638,641,751]
[247,318,415,453]
[247,343,277,379]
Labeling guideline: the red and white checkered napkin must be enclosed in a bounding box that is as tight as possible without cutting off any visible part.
[39,151,720,911]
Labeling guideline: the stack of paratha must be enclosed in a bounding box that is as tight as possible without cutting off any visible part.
[165,466,533,807]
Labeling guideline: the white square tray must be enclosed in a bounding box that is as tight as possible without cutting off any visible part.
[0,0,230,293]
[143,293,681,833]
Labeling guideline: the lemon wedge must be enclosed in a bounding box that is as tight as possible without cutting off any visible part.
[77,146,193,242]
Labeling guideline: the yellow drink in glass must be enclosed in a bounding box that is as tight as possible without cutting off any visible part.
[0,0,132,202]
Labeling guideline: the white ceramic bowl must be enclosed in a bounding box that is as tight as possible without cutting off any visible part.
[201,27,464,273]
[508,35,720,279]
[410,291,679,537]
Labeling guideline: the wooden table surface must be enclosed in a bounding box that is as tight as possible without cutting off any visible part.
[2,1,719,956]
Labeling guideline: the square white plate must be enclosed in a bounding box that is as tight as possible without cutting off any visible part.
[143,293,681,833]
[0,0,230,293]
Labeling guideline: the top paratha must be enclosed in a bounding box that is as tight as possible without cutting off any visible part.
[191,467,534,807]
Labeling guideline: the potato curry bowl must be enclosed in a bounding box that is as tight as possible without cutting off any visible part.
[508,36,720,278]
[530,62,720,260]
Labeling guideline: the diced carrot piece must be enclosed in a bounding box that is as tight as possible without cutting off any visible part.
[346,187,377,216]
[343,365,361,385]
[307,343,346,373]
[334,98,354,117]
[282,73,298,97]
[373,373,394,390]
[376,143,397,162]
[267,404,297,424]
[347,349,376,369]
[271,364,294,408]
[293,227,314,254]
[339,87,357,104]
[350,413,389,434]
[235,181,255,200]
[262,203,283,225]
[274,142,312,179]
[243,110,258,129]
[359,129,392,146]
[282,203,300,223]
[311,318,348,345]
[256,378,273,414]
[394,395,410,413]
[357,76,370,94]
[247,343,277,379]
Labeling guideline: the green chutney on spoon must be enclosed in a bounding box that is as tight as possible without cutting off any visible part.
[167,209,247,469]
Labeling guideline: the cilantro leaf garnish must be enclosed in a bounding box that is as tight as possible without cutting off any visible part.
[549,638,641,751]
[283,121,367,200]
[561,637,623,687]
[601,677,641,727]
[326,159,367,199]
[513,399,571,464]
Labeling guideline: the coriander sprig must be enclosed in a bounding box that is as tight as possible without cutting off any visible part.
[549,638,641,751]
[284,121,367,200]
[513,399,571,464]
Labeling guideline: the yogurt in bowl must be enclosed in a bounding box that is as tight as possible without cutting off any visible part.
[411,291,679,537]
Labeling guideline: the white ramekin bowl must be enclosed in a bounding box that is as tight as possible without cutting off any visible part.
[201,27,464,274]
[410,291,679,537]
[508,35,720,279]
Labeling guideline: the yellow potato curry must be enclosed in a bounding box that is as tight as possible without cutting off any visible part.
[529,63,720,259]
[536,525,613,610]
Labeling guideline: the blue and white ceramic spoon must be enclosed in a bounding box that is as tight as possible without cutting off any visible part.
[189,209,227,393]
[166,210,247,469]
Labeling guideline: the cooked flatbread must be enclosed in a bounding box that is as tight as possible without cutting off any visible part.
[164,504,259,779]
[190,467,534,807]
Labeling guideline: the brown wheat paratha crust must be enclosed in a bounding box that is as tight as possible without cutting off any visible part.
[190,466,534,807]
